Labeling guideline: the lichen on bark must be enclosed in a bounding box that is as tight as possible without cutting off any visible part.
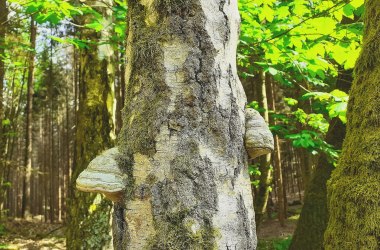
[115,0,257,249]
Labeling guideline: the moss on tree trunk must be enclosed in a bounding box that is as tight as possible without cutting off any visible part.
[66,3,114,248]
[324,1,380,249]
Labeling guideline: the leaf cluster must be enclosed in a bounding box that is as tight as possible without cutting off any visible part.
[239,0,364,164]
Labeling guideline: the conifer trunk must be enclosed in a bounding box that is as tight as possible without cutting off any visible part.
[0,0,8,216]
[324,1,380,248]
[0,0,6,122]
[22,17,36,218]
[114,1,257,249]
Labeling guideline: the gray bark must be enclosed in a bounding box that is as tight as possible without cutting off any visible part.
[114,0,257,249]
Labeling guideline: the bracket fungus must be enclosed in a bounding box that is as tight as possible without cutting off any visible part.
[76,147,125,202]
[245,108,274,159]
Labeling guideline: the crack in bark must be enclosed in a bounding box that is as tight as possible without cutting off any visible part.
[219,0,230,43]
[113,202,128,249]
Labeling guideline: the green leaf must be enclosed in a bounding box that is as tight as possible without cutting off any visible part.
[49,36,66,44]
[343,4,355,18]
[85,22,103,32]
[331,45,348,65]
[261,4,275,22]
[2,119,10,126]
[276,6,290,19]
[25,4,40,14]
[284,97,298,106]
[328,102,347,120]
[330,89,348,100]
[344,48,360,69]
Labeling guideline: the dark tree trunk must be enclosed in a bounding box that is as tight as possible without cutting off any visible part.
[290,118,347,250]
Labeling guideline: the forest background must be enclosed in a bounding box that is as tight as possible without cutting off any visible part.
[0,0,365,249]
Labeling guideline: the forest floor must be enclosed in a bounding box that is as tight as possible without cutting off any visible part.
[0,219,65,249]
[0,205,301,250]
[256,204,302,250]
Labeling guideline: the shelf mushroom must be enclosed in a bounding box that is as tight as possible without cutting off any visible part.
[76,147,125,202]
[244,108,274,159]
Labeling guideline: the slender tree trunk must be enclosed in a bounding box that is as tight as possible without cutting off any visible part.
[266,77,285,226]
[254,71,272,227]
[113,1,256,249]
[0,0,8,217]
[0,0,7,121]
[115,51,124,135]
[22,17,36,218]
[43,107,48,222]
[324,1,380,249]
[48,36,55,223]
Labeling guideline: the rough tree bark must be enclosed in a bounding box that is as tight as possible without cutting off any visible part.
[21,17,36,218]
[324,1,380,249]
[114,0,257,249]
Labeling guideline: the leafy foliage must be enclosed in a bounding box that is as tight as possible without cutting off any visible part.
[239,0,363,165]
[249,164,261,188]
[8,0,82,24]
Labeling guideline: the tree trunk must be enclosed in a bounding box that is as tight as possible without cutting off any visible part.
[115,50,125,135]
[114,1,256,249]
[22,17,36,218]
[48,37,55,223]
[324,1,380,248]
[0,0,6,121]
[266,77,285,226]
[254,71,272,227]
[290,119,346,250]
[290,64,352,249]
[66,1,114,248]
[0,0,7,217]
